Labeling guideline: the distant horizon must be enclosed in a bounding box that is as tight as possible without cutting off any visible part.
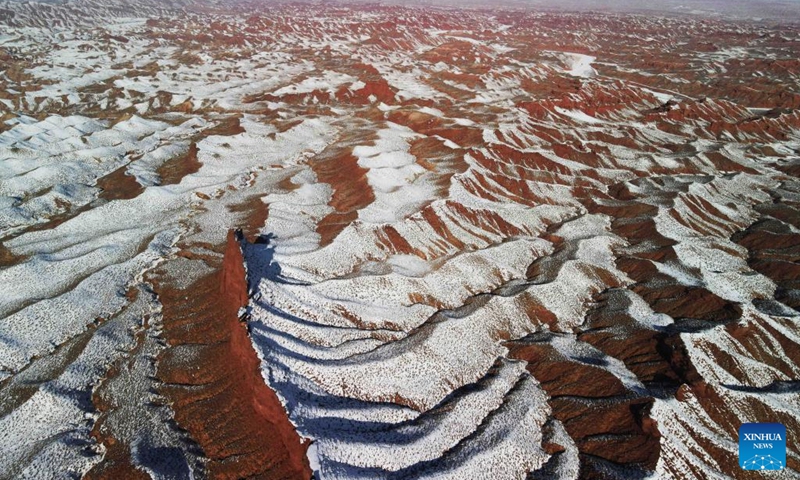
[360,0,800,22]
[3,0,800,21]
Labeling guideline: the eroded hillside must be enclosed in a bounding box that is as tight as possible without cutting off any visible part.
[0,2,799,479]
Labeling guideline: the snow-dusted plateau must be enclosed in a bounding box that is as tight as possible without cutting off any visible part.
[1,0,799,478]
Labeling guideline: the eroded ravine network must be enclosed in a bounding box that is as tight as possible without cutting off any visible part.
[0,2,799,479]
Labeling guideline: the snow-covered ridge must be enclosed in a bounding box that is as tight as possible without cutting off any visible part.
[1,3,799,479]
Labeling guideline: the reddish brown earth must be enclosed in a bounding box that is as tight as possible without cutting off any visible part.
[97,164,145,201]
[507,337,662,477]
[156,142,201,186]
[0,243,23,268]
[735,211,800,310]
[311,134,377,246]
[150,231,311,479]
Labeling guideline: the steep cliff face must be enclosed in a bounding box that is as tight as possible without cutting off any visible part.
[153,231,311,479]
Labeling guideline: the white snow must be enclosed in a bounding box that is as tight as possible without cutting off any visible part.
[559,52,597,78]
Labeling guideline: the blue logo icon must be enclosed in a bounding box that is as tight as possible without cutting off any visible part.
[739,423,786,471]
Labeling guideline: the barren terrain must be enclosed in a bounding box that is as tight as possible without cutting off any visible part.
[0,1,799,479]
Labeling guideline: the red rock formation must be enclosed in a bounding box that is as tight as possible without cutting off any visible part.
[156,142,201,186]
[314,150,375,246]
[96,165,144,201]
[507,338,662,476]
[153,231,311,479]
[335,63,396,105]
